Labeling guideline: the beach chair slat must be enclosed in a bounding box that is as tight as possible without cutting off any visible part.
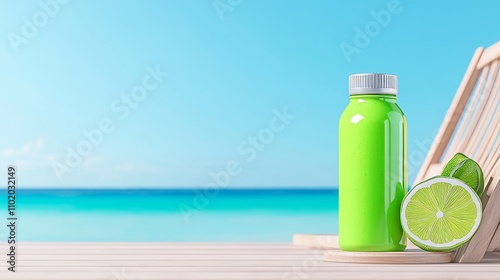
[477,41,500,69]
[445,66,489,161]
[484,157,500,196]
[477,70,500,165]
[483,155,500,182]
[414,47,484,183]
[466,61,500,161]
[487,224,500,251]
[457,65,495,157]
[453,163,500,262]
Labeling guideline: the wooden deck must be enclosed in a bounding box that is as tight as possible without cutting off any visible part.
[1,242,500,279]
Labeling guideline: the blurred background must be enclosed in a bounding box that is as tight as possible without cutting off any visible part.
[0,0,499,241]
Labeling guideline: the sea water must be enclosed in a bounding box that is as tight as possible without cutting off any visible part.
[0,189,338,242]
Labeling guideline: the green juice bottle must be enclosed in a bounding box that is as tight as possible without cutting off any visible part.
[339,73,407,252]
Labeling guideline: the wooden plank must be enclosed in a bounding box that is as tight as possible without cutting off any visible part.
[2,254,318,261]
[414,47,484,184]
[477,79,500,166]
[467,60,500,160]
[484,160,500,199]
[1,249,314,255]
[0,260,337,267]
[0,242,497,279]
[484,155,500,183]
[293,234,339,249]
[447,65,490,159]
[480,151,500,181]
[4,262,500,272]
[462,62,499,158]
[454,172,500,262]
[423,163,443,179]
[487,223,500,251]
[2,268,500,280]
[0,243,297,250]
[477,41,500,69]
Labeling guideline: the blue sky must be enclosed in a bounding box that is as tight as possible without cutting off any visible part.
[0,0,499,188]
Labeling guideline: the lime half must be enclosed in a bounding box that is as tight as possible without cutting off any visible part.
[401,176,482,252]
[442,153,484,196]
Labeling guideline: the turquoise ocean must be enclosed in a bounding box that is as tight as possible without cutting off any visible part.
[0,189,338,242]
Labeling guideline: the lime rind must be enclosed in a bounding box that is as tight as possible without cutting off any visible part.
[441,153,484,196]
[401,176,482,252]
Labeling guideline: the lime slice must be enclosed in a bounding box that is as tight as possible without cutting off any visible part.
[442,153,484,196]
[401,176,482,252]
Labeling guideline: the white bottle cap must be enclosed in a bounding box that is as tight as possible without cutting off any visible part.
[349,73,398,95]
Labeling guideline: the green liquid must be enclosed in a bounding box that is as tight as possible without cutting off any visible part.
[339,94,407,251]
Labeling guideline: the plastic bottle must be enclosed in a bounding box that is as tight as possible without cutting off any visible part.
[339,73,407,252]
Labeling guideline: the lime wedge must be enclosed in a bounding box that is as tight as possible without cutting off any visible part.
[442,153,468,176]
[442,153,484,196]
[401,176,482,252]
